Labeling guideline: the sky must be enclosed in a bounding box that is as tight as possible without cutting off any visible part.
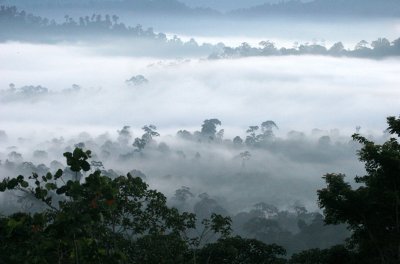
[179,0,295,11]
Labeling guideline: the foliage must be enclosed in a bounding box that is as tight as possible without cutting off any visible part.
[0,147,295,263]
[317,116,400,264]
[200,119,222,140]
[245,120,278,146]
[197,236,287,264]
[0,5,220,56]
[289,245,355,264]
[0,148,201,263]
[5,115,399,263]
[1,6,400,59]
[213,38,400,59]
[133,125,160,151]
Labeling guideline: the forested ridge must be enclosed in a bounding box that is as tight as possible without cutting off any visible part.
[1,5,400,59]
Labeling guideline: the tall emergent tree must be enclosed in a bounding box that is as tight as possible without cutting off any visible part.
[318,116,400,264]
[133,124,160,151]
[200,119,221,140]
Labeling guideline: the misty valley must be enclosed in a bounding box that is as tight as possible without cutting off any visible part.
[0,1,400,264]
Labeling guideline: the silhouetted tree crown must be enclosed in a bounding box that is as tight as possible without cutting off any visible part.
[318,116,400,264]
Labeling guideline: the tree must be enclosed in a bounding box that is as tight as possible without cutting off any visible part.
[174,186,194,202]
[239,151,251,167]
[237,42,252,56]
[0,148,235,263]
[125,75,148,86]
[260,120,278,141]
[216,129,224,142]
[370,38,391,57]
[133,125,160,151]
[371,38,390,50]
[289,245,355,264]
[233,136,243,146]
[63,147,91,181]
[200,119,221,140]
[111,14,119,25]
[0,148,196,263]
[198,236,286,264]
[245,126,259,146]
[318,116,400,264]
[244,121,277,146]
[355,40,369,50]
[392,38,400,52]
[329,42,345,55]
[259,40,277,55]
[117,125,132,145]
[177,130,193,140]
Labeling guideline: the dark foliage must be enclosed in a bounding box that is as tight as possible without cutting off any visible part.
[318,116,400,264]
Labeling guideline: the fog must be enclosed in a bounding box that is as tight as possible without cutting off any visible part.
[0,1,399,258]
[1,43,399,133]
[1,42,399,213]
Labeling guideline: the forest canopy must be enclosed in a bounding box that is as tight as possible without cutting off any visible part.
[0,116,399,263]
[1,5,400,58]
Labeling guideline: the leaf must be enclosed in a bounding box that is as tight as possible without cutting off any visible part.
[81,161,91,172]
[56,185,68,195]
[20,181,29,188]
[54,169,63,179]
[0,182,6,192]
[7,179,18,189]
[45,183,57,190]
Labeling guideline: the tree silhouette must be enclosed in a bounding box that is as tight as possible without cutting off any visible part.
[318,116,400,264]
[133,125,160,151]
[200,119,222,140]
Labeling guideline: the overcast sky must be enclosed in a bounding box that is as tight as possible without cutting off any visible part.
[178,0,298,11]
